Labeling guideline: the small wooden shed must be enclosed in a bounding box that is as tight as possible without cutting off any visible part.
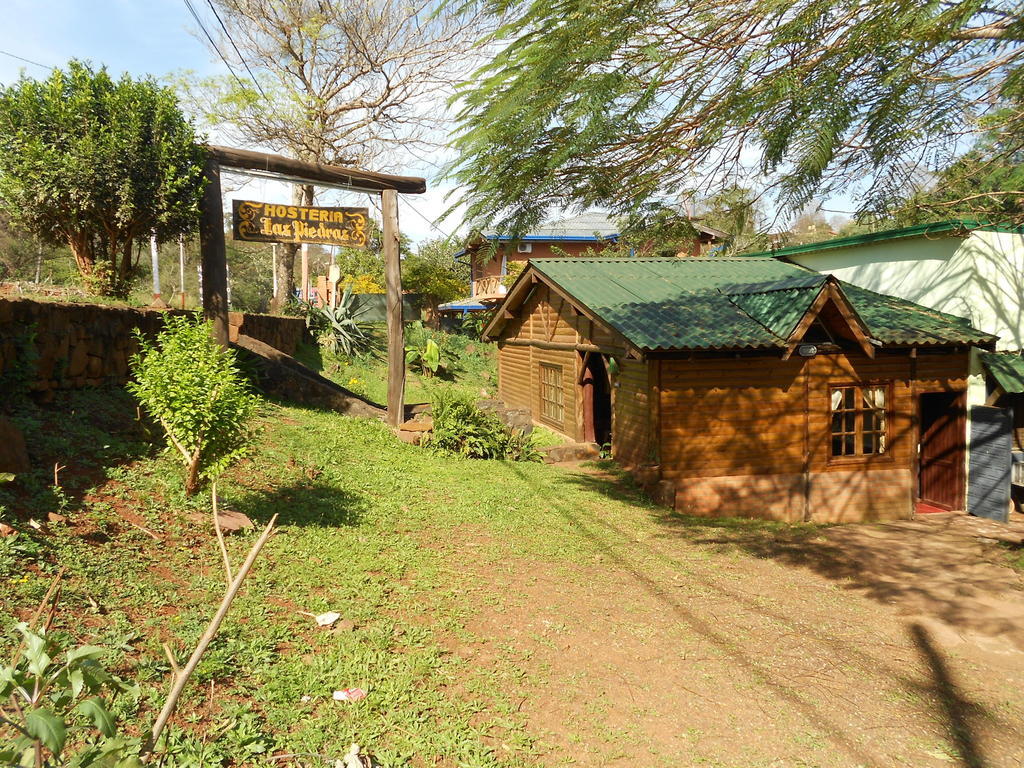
[484,258,997,523]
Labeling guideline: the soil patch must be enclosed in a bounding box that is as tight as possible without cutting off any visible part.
[436,481,1024,767]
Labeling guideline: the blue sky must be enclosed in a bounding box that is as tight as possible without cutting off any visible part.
[0,1,215,85]
[0,0,462,244]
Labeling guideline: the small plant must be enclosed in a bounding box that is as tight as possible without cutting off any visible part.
[405,322,458,378]
[405,337,443,377]
[424,390,539,461]
[0,624,141,767]
[127,316,261,497]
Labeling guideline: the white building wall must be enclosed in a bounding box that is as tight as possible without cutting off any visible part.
[788,230,1024,352]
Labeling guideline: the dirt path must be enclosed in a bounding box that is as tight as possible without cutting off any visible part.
[436,471,1024,768]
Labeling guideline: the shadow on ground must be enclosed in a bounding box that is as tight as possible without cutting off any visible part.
[4,388,159,520]
[559,465,1024,654]
[231,478,367,529]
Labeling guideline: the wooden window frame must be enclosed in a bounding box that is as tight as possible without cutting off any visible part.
[539,362,565,427]
[829,382,892,462]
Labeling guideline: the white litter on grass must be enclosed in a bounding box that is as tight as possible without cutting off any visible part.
[335,743,367,768]
[332,687,367,702]
[316,611,342,627]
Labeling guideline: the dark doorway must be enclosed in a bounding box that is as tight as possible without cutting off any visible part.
[581,352,612,447]
[918,391,966,511]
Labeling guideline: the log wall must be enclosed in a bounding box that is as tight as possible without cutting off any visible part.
[612,359,652,466]
[660,350,970,522]
[496,284,583,438]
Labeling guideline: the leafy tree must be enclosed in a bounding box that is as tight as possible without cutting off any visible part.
[128,316,260,497]
[0,61,205,297]
[449,0,1024,234]
[403,236,469,307]
[180,0,489,305]
[901,106,1024,223]
[787,209,836,246]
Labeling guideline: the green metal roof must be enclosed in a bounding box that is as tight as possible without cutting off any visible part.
[979,351,1024,394]
[525,258,995,352]
[739,219,1024,260]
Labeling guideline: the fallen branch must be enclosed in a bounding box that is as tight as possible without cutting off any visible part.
[126,519,162,542]
[211,482,233,586]
[142,514,278,758]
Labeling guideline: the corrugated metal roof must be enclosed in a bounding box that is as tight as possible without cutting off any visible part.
[979,351,1024,393]
[526,258,994,351]
[740,219,1024,260]
[482,211,619,240]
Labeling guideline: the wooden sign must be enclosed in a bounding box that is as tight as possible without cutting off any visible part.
[232,199,369,248]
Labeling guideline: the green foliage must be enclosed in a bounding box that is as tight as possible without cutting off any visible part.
[0,533,42,580]
[0,61,206,297]
[425,389,540,461]
[405,322,457,378]
[403,237,470,307]
[300,286,377,357]
[500,261,525,291]
[0,624,141,767]
[127,316,260,496]
[448,0,1024,233]
[695,185,772,254]
[460,310,495,340]
[898,105,1024,224]
[406,337,443,377]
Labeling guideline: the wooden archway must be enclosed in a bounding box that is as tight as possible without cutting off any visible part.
[198,145,426,427]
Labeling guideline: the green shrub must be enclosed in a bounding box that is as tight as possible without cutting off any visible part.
[127,316,261,496]
[424,389,539,461]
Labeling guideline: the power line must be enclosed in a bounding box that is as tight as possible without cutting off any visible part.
[181,0,249,94]
[401,195,456,241]
[202,0,269,101]
[0,49,53,72]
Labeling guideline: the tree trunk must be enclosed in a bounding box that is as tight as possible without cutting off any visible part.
[65,231,134,297]
[270,184,314,311]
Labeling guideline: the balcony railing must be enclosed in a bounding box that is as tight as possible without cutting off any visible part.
[472,275,506,298]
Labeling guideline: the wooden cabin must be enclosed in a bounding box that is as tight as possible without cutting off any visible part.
[483,258,998,523]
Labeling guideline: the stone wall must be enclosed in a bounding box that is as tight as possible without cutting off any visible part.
[0,298,307,396]
[228,311,306,356]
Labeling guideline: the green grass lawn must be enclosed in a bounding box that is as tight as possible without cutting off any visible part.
[0,387,611,766]
[292,328,498,406]
[5,388,1024,767]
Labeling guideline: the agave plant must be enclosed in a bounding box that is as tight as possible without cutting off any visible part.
[309,285,375,357]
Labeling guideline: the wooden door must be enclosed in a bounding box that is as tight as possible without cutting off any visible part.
[918,392,966,510]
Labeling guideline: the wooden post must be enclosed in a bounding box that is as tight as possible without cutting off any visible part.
[382,188,404,426]
[199,156,230,348]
